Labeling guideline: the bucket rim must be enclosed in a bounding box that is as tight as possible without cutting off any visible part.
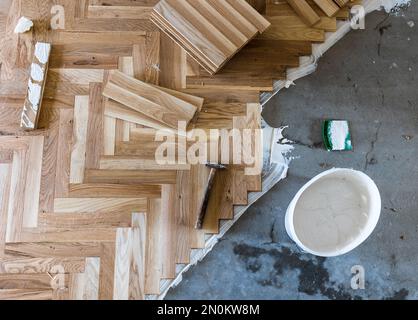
[285,168,381,257]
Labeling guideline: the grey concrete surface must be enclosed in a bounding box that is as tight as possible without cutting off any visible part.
[166,2,418,300]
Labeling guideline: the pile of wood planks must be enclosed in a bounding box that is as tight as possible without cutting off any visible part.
[286,0,351,26]
[0,0,359,300]
[103,70,203,131]
[151,0,271,74]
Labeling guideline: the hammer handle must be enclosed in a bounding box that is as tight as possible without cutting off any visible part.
[195,168,217,229]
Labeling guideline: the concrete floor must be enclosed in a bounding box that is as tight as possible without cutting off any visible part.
[167,2,418,300]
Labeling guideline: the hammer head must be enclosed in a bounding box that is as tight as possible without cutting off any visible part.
[206,163,227,170]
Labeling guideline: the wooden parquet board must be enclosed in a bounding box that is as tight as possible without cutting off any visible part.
[151,0,271,75]
[0,0,353,300]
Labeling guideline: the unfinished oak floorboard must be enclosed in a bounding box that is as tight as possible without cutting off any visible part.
[159,32,187,90]
[312,0,340,17]
[0,163,12,256]
[54,108,74,198]
[145,198,162,295]
[160,184,177,279]
[113,228,132,300]
[84,169,177,185]
[70,257,100,300]
[85,83,105,170]
[0,289,53,300]
[0,273,61,290]
[70,96,89,184]
[19,228,118,243]
[98,242,116,300]
[0,257,85,274]
[35,119,60,214]
[37,211,133,230]
[286,0,321,26]
[202,167,234,234]
[4,242,103,258]
[188,164,210,246]
[174,170,192,264]
[132,31,160,83]
[3,136,44,243]
[53,198,147,214]
[87,5,153,19]
[68,183,161,199]
[129,213,146,300]
[333,0,350,7]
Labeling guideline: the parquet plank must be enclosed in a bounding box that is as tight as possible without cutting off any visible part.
[54,109,74,198]
[70,96,89,184]
[0,163,12,256]
[145,198,162,295]
[129,213,146,300]
[85,83,104,170]
[53,198,147,214]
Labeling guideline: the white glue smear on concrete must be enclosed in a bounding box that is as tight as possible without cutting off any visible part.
[14,16,33,34]
[34,42,51,64]
[329,121,350,151]
[380,0,411,13]
[270,126,295,176]
[30,63,44,82]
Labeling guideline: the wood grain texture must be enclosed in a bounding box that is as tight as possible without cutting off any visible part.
[286,0,321,26]
[54,109,74,198]
[145,198,162,295]
[70,96,89,184]
[85,83,104,170]
[313,0,340,17]
[103,70,200,130]
[151,0,271,74]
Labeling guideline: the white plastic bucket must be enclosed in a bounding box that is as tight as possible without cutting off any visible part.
[285,168,381,257]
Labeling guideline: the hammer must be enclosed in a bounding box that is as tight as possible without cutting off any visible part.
[195,163,227,229]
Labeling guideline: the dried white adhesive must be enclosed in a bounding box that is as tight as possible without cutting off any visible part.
[329,121,351,151]
[30,63,44,82]
[28,80,42,111]
[14,16,33,34]
[380,0,411,13]
[293,176,369,254]
[284,80,295,89]
[34,42,51,65]
[21,105,34,128]
[270,126,295,166]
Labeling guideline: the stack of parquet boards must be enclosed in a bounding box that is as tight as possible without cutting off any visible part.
[150,0,271,74]
[0,0,359,300]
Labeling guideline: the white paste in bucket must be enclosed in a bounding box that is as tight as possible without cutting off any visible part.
[285,169,381,257]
